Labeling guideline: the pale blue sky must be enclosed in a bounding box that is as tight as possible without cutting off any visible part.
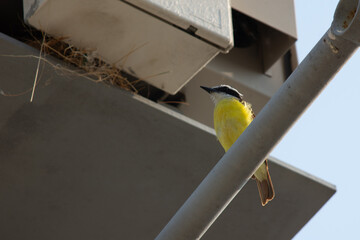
[272,0,360,239]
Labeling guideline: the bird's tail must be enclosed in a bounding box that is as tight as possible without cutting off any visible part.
[254,160,275,206]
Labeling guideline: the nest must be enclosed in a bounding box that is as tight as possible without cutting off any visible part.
[1,28,186,106]
[28,33,137,93]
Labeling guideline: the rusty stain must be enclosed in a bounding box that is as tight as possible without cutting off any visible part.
[348,8,357,20]
[343,8,357,29]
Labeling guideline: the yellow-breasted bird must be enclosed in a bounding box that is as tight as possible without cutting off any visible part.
[201,85,275,206]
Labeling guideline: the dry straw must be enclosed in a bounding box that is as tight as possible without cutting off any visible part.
[1,31,139,101]
[1,30,187,106]
[29,32,138,92]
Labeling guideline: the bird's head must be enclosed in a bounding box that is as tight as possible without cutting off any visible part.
[200,85,243,104]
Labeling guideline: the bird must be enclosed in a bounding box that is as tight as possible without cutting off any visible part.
[200,85,275,206]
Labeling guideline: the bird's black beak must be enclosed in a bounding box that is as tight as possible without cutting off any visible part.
[200,86,214,94]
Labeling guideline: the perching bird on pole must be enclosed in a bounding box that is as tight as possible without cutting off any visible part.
[201,85,275,206]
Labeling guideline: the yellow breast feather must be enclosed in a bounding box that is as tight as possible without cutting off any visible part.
[214,98,254,151]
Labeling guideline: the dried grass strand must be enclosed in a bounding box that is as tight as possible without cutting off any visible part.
[1,32,180,103]
[30,33,45,102]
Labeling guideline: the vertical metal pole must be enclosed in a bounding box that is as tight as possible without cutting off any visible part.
[156,0,360,239]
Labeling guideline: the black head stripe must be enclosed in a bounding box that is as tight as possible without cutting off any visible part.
[213,85,243,100]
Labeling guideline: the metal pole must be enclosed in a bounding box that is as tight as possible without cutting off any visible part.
[156,0,360,239]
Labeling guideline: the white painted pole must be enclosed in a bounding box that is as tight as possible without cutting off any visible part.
[156,0,360,239]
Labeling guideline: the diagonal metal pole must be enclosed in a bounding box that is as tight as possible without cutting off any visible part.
[155,0,360,239]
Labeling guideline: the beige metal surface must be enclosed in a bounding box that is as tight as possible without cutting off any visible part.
[23,0,225,94]
[0,34,335,240]
[232,0,297,38]
[232,0,297,71]
[125,0,234,50]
